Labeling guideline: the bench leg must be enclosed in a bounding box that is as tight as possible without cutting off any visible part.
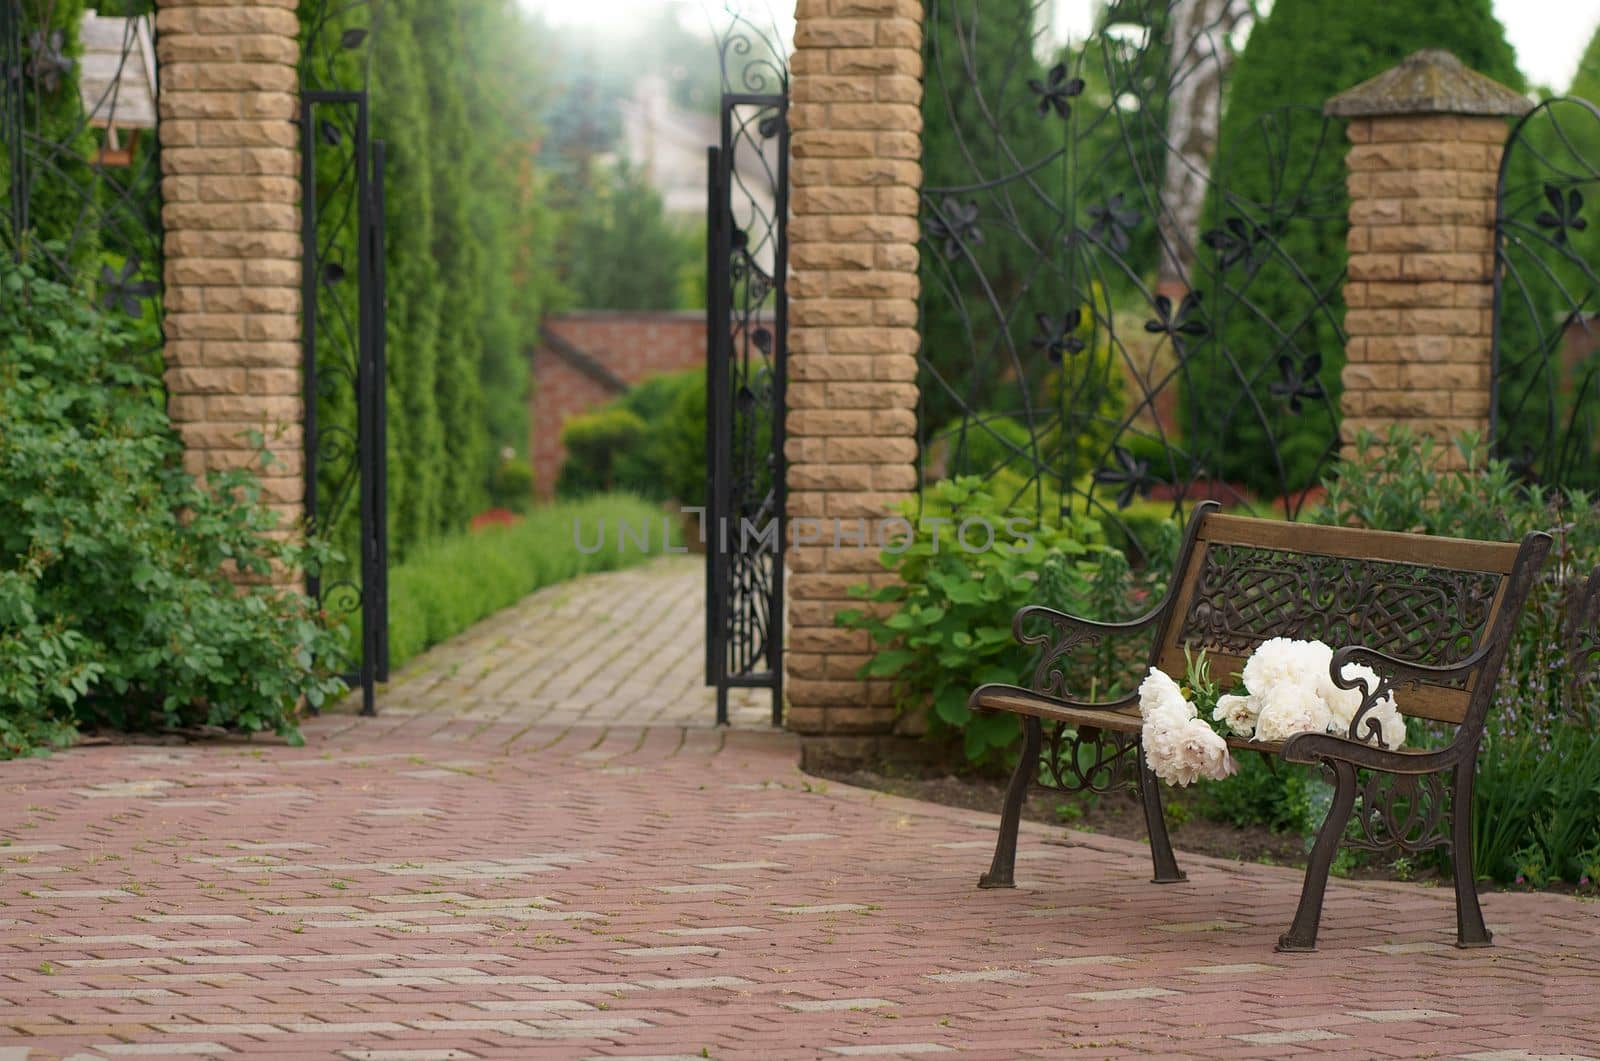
[1277,760,1357,952]
[1137,748,1186,883]
[980,715,1041,890]
[1451,757,1493,948]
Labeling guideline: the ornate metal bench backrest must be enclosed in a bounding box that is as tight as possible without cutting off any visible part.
[1157,511,1527,730]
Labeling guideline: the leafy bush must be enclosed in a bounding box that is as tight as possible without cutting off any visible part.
[1313,426,1600,881]
[557,408,648,495]
[1197,752,1316,835]
[557,369,707,507]
[839,477,1154,763]
[383,493,673,670]
[488,453,534,513]
[0,260,346,757]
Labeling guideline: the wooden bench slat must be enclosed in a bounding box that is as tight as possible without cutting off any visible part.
[1198,514,1522,574]
[972,688,1286,754]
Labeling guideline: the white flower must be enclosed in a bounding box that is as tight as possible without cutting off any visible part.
[1242,637,1330,701]
[1254,682,1332,743]
[1137,667,1194,721]
[1145,713,1234,786]
[1212,693,1260,738]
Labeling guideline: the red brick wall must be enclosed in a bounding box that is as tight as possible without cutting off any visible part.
[530,311,707,498]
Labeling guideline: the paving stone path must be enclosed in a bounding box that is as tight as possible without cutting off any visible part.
[377,556,772,730]
[3,705,1598,1059]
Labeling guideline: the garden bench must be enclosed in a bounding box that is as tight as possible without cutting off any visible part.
[969,500,1552,951]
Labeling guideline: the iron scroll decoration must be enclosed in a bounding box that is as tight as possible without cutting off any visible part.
[705,8,788,726]
[917,0,1349,556]
[299,0,389,714]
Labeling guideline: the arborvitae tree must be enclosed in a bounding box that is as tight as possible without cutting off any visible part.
[408,0,490,523]
[462,0,545,474]
[1183,0,1524,494]
[371,7,444,556]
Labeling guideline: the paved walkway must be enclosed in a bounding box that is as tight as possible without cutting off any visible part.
[376,556,772,729]
[2,708,1598,1059]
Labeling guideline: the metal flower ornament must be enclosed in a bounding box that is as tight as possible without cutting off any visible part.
[1534,183,1588,245]
[98,258,158,317]
[25,29,73,93]
[1028,62,1085,119]
[926,198,984,261]
[1087,195,1140,255]
[1031,310,1086,363]
[1269,352,1326,415]
[1094,446,1159,509]
[1144,290,1208,342]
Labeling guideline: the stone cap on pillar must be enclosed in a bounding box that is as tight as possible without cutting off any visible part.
[1325,49,1532,118]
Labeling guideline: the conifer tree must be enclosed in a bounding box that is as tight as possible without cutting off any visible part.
[371,8,444,555]
[1183,0,1523,494]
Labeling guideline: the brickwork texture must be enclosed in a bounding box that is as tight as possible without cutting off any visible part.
[784,0,924,740]
[529,311,708,499]
[1340,114,1506,457]
[157,0,303,529]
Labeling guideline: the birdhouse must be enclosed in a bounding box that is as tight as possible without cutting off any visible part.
[76,10,157,167]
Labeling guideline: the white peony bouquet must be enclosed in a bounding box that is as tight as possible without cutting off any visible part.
[1138,637,1406,787]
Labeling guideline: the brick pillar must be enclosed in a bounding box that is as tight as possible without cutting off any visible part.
[157,1,303,529]
[1327,50,1530,460]
[785,0,922,751]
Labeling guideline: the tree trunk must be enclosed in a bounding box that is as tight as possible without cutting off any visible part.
[1158,0,1252,295]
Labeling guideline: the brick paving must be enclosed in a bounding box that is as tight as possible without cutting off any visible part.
[3,706,1599,1059]
[376,556,771,729]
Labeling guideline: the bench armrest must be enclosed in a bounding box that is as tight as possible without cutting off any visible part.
[1329,641,1494,745]
[1279,731,1460,775]
[1012,595,1171,703]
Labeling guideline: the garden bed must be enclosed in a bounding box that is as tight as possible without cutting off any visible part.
[810,762,1600,896]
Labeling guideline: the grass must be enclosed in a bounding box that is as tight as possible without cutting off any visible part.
[360,493,678,673]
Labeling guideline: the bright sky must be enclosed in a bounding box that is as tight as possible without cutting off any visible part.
[520,0,1600,92]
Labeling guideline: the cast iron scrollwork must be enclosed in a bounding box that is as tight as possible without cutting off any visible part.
[1178,544,1501,670]
[1348,770,1452,854]
[1039,724,1141,795]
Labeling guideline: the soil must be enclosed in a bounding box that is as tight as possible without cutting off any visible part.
[812,763,1311,869]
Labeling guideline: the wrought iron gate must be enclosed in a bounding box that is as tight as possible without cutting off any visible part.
[705,32,788,726]
[1490,95,1600,489]
[300,13,388,714]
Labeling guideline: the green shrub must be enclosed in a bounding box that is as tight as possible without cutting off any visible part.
[0,260,346,758]
[557,408,648,495]
[382,493,672,670]
[488,453,534,513]
[1312,426,1600,881]
[557,369,708,507]
[840,477,1155,763]
[1196,753,1316,835]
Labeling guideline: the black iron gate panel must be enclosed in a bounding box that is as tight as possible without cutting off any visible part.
[300,87,388,715]
[705,89,788,727]
[2,0,163,335]
[1490,96,1600,489]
